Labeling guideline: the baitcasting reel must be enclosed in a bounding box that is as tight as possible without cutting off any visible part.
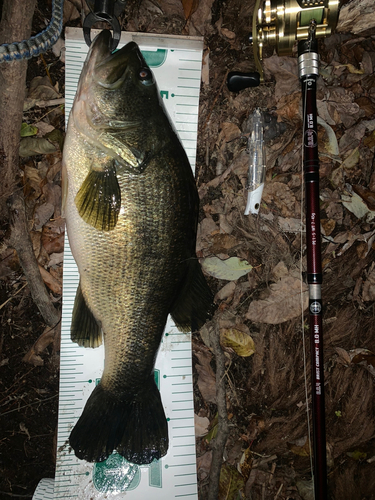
[227,0,340,90]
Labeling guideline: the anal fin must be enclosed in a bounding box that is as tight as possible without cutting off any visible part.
[171,258,216,333]
[71,282,102,348]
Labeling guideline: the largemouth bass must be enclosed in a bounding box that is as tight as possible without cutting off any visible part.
[62,30,215,465]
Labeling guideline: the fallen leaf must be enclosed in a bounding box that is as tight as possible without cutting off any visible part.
[24,165,43,195]
[195,346,216,403]
[355,96,375,117]
[45,128,65,152]
[39,265,62,295]
[23,324,58,366]
[335,347,352,365]
[20,123,38,137]
[28,75,60,101]
[321,219,336,236]
[362,267,375,301]
[276,92,301,123]
[219,122,241,143]
[353,184,375,211]
[335,63,364,75]
[218,463,245,500]
[263,56,299,100]
[317,116,340,157]
[277,217,304,233]
[287,436,311,457]
[220,328,255,357]
[350,348,375,368]
[43,182,62,218]
[262,181,300,217]
[272,261,289,280]
[195,414,210,437]
[209,233,240,254]
[196,216,219,252]
[364,130,375,149]
[325,87,362,128]
[296,480,314,500]
[347,450,367,461]
[19,137,57,157]
[205,421,218,443]
[220,28,235,40]
[246,276,308,324]
[48,252,64,267]
[201,256,252,281]
[34,121,55,137]
[342,191,375,222]
[215,281,236,302]
[34,203,55,230]
[337,0,375,35]
[41,218,65,254]
[181,0,199,19]
[197,451,212,481]
[342,148,360,170]
[239,447,253,482]
[201,48,209,85]
[19,423,31,439]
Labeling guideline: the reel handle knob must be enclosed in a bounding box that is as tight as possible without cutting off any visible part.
[227,71,261,92]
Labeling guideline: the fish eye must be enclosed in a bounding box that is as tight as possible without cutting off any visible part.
[138,68,154,85]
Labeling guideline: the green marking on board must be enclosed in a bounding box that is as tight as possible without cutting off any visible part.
[93,453,140,493]
[154,369,160,390]
[149,459,162,488]
[141,49,167,68]
[160,90,169,99]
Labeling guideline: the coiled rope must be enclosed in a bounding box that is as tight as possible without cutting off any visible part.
[0,0,64,63]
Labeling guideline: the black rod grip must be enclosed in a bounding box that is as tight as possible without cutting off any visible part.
[227,71,261,92]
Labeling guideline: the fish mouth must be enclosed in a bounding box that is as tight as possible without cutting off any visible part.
[89,30,147,89]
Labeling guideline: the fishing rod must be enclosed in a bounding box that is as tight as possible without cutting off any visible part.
[299,22,327,499]
[227,1,340,498]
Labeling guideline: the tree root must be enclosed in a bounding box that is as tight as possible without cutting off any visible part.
[8,192,60,327]
[207,322,230,500]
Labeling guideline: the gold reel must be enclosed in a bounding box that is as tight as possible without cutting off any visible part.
[253,0,340,80]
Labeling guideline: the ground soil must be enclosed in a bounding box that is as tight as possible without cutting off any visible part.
[1,1,375,499]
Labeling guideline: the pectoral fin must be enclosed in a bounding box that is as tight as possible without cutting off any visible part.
[71,282,102,348]
[75,160,121,231]
[171,258,216,333]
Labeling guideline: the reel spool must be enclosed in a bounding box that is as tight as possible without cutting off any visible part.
[227,0,339,90]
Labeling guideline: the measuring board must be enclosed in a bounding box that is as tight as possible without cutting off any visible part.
[33,28,204,500]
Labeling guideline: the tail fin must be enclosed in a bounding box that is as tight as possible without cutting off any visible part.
[69,376,168,465]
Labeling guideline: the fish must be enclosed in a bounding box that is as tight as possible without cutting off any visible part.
[62,29,215,465]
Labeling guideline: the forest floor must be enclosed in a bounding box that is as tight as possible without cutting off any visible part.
[1,1,375,499]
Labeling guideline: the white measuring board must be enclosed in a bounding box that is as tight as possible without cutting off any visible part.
[53,28,203,500]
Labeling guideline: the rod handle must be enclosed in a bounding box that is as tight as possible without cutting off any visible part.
[227,71,261,92]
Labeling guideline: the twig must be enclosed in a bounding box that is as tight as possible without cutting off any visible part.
[0,283,27,310]
[0,493,32,498]
[207,322,229,500]
[7,192,60,327]
[0,394,58,417]
[24,97,65,110]
[274,483,283,499]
